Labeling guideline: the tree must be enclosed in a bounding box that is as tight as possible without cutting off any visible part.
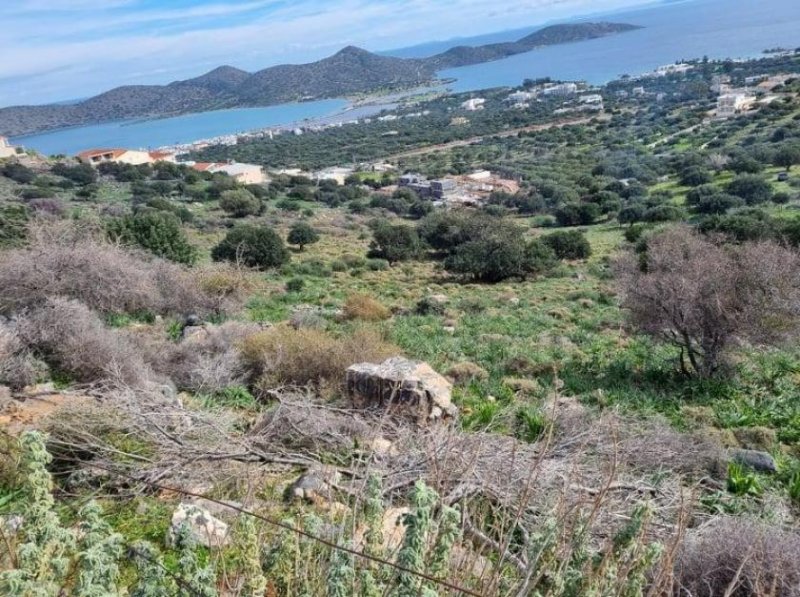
[727,174,773,205]
[219,188,261,217]
[542,230,592,260]
[555,202,600,227]
[680,166,712,187]
[773,144,800,171]
[107,211,197,265]
[369,223,422,263]
[287,222,320,250]
[212,225,289,269]
[694,193,742,215]
[615,226,800,377]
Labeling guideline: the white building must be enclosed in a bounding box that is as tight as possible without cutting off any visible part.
[461,98,486,111]
[716,93,755,119]
[313,166,354,185]
[0,136,17,159]
[540,83,578,97]
[654,63,693,77]
[507,91,535,103]
[77,148,154,166]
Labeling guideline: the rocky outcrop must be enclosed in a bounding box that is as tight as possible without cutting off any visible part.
[346,357,457,424]
[169,503,230,548]
[731,449,777,473]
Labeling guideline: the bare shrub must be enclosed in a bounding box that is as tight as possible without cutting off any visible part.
[615,226,800,376]
[156,321,262,394]
[446,362,489,386]
[240,326,398,391]
[341,293,391,322]
[0,323,43,390]
[194,263,254,315]
[16,298,157,389]
[673,517,800,596]
[0,221,222,317]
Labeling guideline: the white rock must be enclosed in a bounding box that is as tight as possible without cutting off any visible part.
[169,503,229,548]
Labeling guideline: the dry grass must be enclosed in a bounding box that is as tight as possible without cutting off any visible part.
[446,362,489,386]
[240,325,398,392]
[341,293,392,322]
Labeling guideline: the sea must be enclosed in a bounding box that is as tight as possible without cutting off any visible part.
[12,0,800,157]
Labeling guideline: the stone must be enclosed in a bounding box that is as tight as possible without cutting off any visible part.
[355,507,410,552]
[169,503,229,548]
[346,357,458,424]
[288,465,341,504]
[181,325,208,342]
[0,385,11,411]
[731,449,777,473]
[1,515,24,535]
[369,437,398,457]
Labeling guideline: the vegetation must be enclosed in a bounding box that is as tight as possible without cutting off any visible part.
[212,225,290,269]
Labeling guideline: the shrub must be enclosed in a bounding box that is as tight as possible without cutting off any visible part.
[287,222,320,250]
[554,202,600,227]
[680,166,712,186]
[446,362,489,386]
[694,193,742,215]
[107,211,197,265]
[366,258,390,271]
[212,225,289,270]
[0,222,216,317]
[726,174,773,205]
[52,162,97,186]
[444,236,530,283]
[342,293,391,322]
[542,230,592,260]
[615,226,800,376]
[698,209,774,242]
[16,298,155,389]
[285,277,305,293]
[219,188,261,217]
[0,204,29,247]
[239,326,398,391]
[27,198,65,217]
[1,161,36,184]
[369,223,422,263]
[0,324,43,390]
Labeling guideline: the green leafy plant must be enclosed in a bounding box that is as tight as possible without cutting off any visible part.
[727,461,762,496]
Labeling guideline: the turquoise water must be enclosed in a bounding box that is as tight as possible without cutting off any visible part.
[13,99,348,156]
[441,0,800,90]
[14,0,800,157]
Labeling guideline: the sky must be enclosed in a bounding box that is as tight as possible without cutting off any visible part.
[0,0,661,107]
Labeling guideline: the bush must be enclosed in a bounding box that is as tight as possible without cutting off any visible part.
[366,258,390,271]
[554,202,600,227]
[680,166,712,187]
[369,223,422,263]
[615,226,800,376]
[0,204,29,247]
[212,225,290,270]
[0,222,216,317]
[219,189,262,217]
[16,298,155,389]
[542,230,592,260]
[285,277,305,293]
[107,211,197,265]
[239,326,397,391]
[342,293,391,321]
[726,174,774,205]
[444,236,529,283]
[643,204,686,222]
[0,325,43,390]
[1,162,35,184]
[287,222,320,250]
[694,193,743,215]
[51,162,97,186]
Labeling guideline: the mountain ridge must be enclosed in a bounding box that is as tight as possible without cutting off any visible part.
[0,22,641,139]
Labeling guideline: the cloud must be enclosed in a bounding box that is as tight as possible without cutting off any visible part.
[0,0,653,106]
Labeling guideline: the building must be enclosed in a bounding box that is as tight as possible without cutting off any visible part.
[148,150,178,163]
[506,91,535,103]
[654,63,693,77]
[632,86,646,96]
[399,174,456,199]
[716,93,755,118]
[0,136,17,159]
[77,148,154,166]
[461,98,486,111]
[540,83,578,97]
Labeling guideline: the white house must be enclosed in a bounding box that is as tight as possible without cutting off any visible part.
[461,98,486,111]
[716,93,755,118]
[540,83,578,97]
[0,136,17,159]
[77,148,153,166]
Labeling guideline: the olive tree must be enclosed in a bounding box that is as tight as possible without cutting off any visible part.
[615,226,800,377]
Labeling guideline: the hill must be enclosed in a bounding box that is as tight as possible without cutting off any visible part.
[0,22,640,138]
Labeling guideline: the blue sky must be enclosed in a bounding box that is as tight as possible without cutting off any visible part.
[0,0,659,107]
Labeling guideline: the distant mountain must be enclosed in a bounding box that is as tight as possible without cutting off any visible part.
[0,22,640,139]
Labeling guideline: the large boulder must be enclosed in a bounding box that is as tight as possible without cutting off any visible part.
[731,448,777,473]
[169,503,229,548]
[346,357,458,424]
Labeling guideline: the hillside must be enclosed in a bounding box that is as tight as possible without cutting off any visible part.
[0,22,639,138]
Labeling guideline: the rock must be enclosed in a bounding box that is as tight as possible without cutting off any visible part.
[356,507,410,552]
[2,515,24,535]
[187,498,243,519]
[369,437,398,457]
[288,465,341,504]
[169,504,229,548]
[731,449,777,473]
[346,357,458,424]
[443,326,457,335]
[0,385,11,411]
[181,325,208,342]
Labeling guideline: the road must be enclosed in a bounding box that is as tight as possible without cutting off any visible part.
[381,114,611,161]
